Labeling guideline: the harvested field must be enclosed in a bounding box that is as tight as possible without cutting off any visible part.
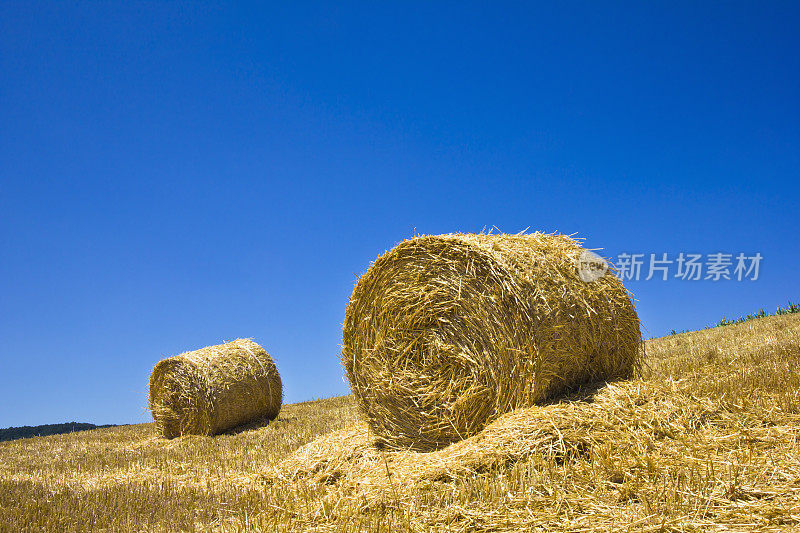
[2,313,799,531]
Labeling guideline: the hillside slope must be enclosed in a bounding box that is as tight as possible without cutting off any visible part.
[1,313,799,532]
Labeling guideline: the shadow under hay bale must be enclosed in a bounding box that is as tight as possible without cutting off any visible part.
[149,339,282,438]
[342,232,642,451]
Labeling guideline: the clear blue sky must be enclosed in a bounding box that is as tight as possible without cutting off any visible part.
[1,2,798,427]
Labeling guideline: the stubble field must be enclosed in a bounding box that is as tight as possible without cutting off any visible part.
[2,313,799,532]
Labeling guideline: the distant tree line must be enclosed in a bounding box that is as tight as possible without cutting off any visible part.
[0,422,116,442]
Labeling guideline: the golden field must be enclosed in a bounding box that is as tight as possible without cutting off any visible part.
[2,313,799,532]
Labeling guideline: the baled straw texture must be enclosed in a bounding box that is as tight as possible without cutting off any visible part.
[149,339,282,438]
[342,232,641,450]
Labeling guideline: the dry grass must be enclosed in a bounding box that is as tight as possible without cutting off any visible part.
[343,232,641,450]
[149,339,282,438]
[2,313,800,531]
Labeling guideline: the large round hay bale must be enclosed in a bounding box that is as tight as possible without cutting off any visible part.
[342,232,641,451]
[149,339,282,438]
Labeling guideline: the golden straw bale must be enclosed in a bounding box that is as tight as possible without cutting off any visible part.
[342,232,641,450]
[149,339,282,438]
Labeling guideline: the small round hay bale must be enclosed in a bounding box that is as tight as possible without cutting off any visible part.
[342,232,641,451]
[149,339,282,438]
